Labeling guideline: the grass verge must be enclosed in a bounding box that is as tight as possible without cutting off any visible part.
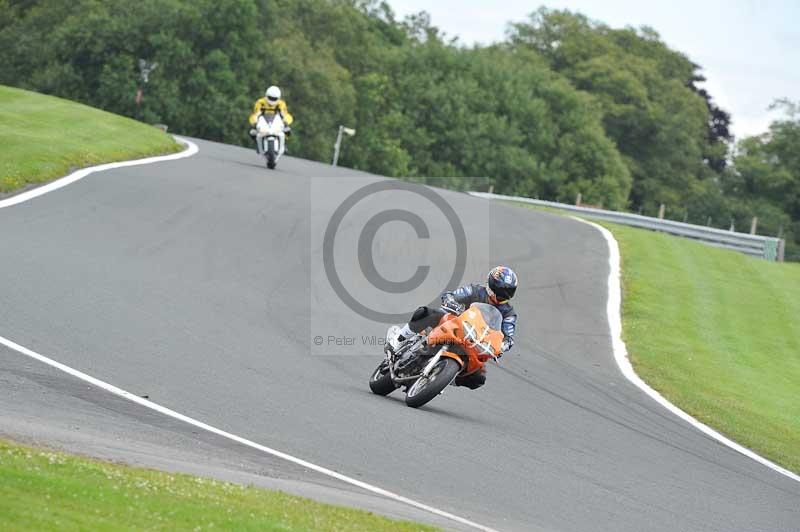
[0,438,436,531]
[609,223,800,474]
[0,85,181,194]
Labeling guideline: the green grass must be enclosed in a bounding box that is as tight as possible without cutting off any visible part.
[608,223,800,474]
[0,438,436,531]
[0,85,180,194]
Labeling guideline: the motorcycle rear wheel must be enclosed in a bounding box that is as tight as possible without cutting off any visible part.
[369,360,397,396]
[405,357,461,408]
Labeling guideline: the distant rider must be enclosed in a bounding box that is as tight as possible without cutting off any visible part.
[390,266,519,390]
[249,85,294,152]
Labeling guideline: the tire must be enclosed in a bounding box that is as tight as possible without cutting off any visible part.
[369,360,397,396]
[405,357,461,408]
[266,139,277,169]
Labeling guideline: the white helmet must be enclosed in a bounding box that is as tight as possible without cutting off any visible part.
[265,85,281,103]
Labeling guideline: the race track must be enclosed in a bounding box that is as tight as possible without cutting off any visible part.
[1,138,798,531]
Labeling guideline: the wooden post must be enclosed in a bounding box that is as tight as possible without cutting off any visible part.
[750,217,758,235]
[658,204,665,220]
[575,193,582,206]
[135,86,143,120]
[488,185,494,194]
[706,216,712,227]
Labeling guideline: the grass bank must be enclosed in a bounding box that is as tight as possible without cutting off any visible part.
[0,438,435,531]
[0,85,180,194]
[609,223,800,474]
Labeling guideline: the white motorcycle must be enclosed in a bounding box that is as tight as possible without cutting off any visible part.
[255,111,286,169]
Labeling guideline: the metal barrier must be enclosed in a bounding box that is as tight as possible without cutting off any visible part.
[468,192,785,262]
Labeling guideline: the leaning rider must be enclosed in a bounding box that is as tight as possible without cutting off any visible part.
[390,266,519,390]
[248,85,294,152]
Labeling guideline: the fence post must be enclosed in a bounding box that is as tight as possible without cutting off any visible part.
[778,239,785,262]
[750,217,758,235]
[488,185,494,194]
[658,204,665,220]
[575,193,582,206]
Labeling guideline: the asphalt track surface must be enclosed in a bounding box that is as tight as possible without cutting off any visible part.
[1,137,798,531]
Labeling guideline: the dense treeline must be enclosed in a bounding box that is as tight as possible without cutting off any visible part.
[1,1,798,257]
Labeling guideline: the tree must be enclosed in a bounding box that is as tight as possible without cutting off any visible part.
[508,8,729,211]
[688,65,732,173]
[727,100,800,258]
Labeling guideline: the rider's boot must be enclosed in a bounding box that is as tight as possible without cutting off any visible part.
[249,129,260,154]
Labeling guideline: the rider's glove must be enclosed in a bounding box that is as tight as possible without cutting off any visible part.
[441,294,464,315]
[283,126,292,136]
[501,338,513,354]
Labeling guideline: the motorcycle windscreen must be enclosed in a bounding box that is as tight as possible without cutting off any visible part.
[469,302,503,332]
[257,113,278,133]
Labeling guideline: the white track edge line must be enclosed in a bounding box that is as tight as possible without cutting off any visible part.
[0,136,199,209]
[0,334,496,532]
[0,141,496,530]
[571,216,800,484]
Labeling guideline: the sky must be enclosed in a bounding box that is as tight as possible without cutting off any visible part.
[390,0,800,140]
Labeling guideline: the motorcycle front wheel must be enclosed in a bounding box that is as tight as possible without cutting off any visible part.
[369,360,398,396]
[405,357,461,408]
[266,139,277,169]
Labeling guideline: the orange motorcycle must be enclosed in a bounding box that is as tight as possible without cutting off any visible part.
[369,302,504,408]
